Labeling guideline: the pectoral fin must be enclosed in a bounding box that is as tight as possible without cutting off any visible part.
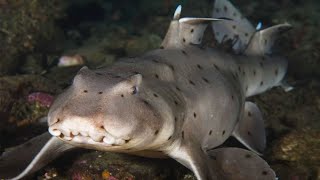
[168,141,219,180]
[168,142,275,180]
[207,147,276,180]
[232,101,266,154]
[0,132,75,180]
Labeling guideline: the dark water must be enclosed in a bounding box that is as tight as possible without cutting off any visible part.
[0,0,319,179]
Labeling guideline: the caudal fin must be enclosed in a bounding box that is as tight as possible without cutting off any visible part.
[0,132,75,180]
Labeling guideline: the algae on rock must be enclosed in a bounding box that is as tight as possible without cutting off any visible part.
[0,0,66,75]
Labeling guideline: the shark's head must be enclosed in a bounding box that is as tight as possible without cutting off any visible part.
[48,66,164,151]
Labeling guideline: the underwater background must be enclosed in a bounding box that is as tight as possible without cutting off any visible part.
[0,0,319,179]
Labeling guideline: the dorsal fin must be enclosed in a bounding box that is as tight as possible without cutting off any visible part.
[161,5,224,48]
[212,0,255,53]
[245,23,292,56]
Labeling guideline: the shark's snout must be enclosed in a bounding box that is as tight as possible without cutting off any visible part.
[48,116,129,146]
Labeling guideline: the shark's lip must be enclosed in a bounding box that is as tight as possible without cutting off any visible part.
[48,126,130,146]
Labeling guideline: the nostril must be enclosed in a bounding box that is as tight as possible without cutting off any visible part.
[48,117,60,126]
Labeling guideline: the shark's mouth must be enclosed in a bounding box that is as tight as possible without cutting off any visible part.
[48,126,130,146]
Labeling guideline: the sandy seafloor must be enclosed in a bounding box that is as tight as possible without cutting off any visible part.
[0,0,319,179]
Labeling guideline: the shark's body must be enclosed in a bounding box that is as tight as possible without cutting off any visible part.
[1,0,292,180]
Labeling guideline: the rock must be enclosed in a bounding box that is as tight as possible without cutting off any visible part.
[0,0,67,75]
[39,150,193,180]
[272,128,320,164]
[20,54,46,74]
[125,34,162,57]
[0,53,20,75]
[271,129,320,179]
[65,41,116,68]
[58,54,85,67]
[0,74,58,130]
[252,81,320,135]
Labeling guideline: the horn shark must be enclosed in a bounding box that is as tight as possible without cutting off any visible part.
[0,0,292,179]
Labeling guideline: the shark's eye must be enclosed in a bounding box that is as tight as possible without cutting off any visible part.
[131,86,138,95]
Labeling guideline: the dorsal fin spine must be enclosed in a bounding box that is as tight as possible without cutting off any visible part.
[162,6,225,48]
[173,5,182,20]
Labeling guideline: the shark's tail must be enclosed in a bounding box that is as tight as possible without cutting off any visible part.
[212,0,293,94]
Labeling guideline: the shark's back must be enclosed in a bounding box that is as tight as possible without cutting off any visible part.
[0,0,291,180]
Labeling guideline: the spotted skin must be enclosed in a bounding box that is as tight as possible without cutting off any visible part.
[212,0,255,52]
[47,45,279,179]
[0,0,287,179]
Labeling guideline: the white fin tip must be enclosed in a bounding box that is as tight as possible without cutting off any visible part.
[256,22,262,30]
[173,5,182,20]
[280,82,294,92]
